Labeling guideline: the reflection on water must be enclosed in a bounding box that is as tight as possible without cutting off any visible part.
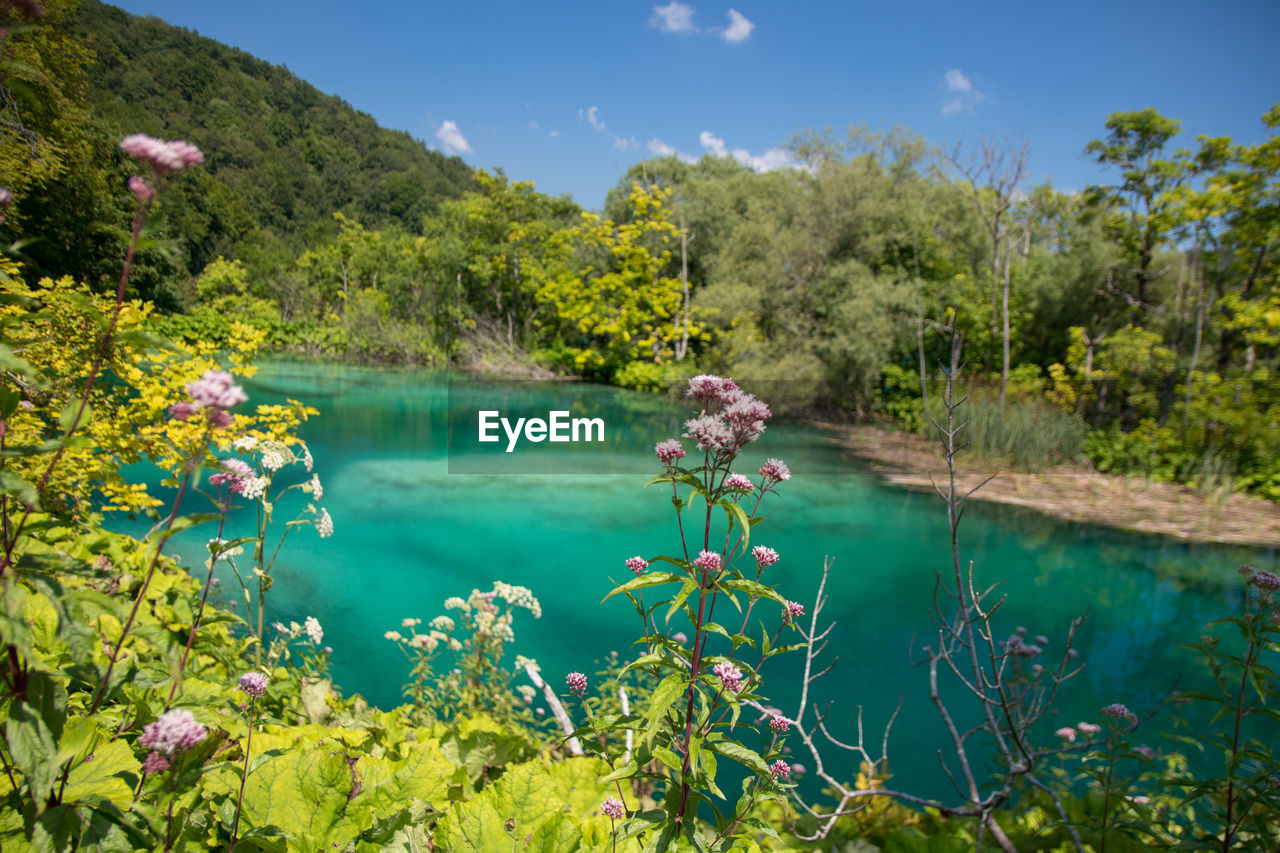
[123,360,1278,798]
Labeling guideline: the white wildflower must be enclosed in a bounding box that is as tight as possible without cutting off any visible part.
[304,616,323,645]
[233,435,259,451]
[443,597,468,611]
[429,616,455,632]
[261,451,285,472]
[384,630,403,642]
[401,617,421,628]
[308,474,323,499]
[239,477,267,500]
[315,508,333,538]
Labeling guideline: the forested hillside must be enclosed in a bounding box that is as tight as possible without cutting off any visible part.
[4,0,475,299]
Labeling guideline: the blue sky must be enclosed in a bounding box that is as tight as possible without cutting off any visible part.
[110,0,1279,210]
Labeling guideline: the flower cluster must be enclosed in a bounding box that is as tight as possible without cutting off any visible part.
[140,709,206,756]
[724,473,754,491]
[170,369,246,429]
[304,616,324,645]
[752,545,779,569]
[713,661,744,694]
[769,759,791,779]
[759,458,791,484]
[1242,565,1280,591]
[600,797,625,820]
[1078,721,1102,737]
[655,438,686,466]
[625,556,649,576]
[566,671,587,695]
[1055,726,1077,742]
[119,134,204,176]
[1102,702,1138,724]
[784,600,805,622]
[692,550,722,573]
[681,374,772,455]
[769,715,791,734]
[238,671,269,699]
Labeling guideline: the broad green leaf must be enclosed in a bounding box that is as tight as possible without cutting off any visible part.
[433,757,614,853]
[705,740,770,776]
[646,675,686,747]
[350,738,452,818]
[665,578,698,624]
[0,469,41,510]
[60,738,140,808]
[720,499,751,552]
[603,571,684,603]
[720,577,786,606]
[203,745,354,852]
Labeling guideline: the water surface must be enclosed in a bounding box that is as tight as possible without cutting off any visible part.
[136,361,1278,798]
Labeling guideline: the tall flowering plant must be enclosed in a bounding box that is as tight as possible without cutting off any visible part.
[585,375,806,850]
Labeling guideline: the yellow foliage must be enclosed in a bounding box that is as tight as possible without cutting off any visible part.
[1,265,316,516]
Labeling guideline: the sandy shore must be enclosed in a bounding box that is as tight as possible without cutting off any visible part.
[823,424,1280,549]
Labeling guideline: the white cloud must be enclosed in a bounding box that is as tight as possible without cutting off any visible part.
[529,120,540,130]
[586,105,606,132]
[699,130,796,172]
[651,1,696,33]
[435,120,471,155]
[720,9,754,43]
[614,136,640,151]
[647,137,697,163]
[944,68,971,93]
[548,130,561,138]
[941,68,985,116]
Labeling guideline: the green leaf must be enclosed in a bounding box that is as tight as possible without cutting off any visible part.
[720,577,786,606]
[349,738,453,818]
[0,469,41,510]
[646,675,686,747]
[665,578,698,624]
[7,696,60,808]
[60,738,140,808]
[720,500,751,552]
[705,740,770,776]
[603,572,684,603]
[202,743,355,851]
[434,757,613,852]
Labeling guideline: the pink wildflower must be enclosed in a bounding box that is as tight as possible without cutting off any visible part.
[784,600,805,621]
[238,671,268,699]
[1250,569,1280,591]
[655,439,686,465]
[600,797,625,820]
[687,374,739,408]
[1055,727,1076,742]
[127,176,156,203]
[187,370,247,409]
[1102,703,1138,724]
[769,759,791,779]
[566,672,587,695]
[759,458,791,483]
[692,550,722,573]
[141,751,170,776]
[1078,722,1102,736]
[672,631,688,644]
[625,556,649,576]
[724,473,754,491]
[139,709,206,755]
[752,545,780,569]
[713,661,744,693]
[209,458,253,491]
[119,134,204,176]
[769,716,791,734]
[683,414,732,452]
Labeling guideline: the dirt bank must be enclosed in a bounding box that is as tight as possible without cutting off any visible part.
[824,424,1280,549]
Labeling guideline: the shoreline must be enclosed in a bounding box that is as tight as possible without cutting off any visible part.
[822,423,1280,550]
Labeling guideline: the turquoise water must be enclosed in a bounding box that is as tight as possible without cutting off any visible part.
[133,361,1277,798]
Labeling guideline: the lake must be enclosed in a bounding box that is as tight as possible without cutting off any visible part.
[133,360,1278,799]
